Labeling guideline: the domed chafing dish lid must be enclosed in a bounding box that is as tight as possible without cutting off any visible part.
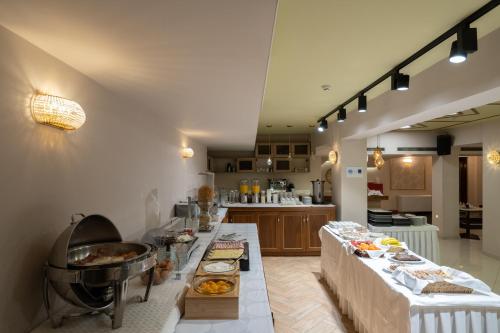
[49,214,122,268]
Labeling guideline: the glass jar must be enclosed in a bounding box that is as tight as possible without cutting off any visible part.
[239,179,249,195]
[252,179,260,194]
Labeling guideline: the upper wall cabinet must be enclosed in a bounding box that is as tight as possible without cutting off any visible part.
[237,158,255,173]
[272,143,291,157]
[255,143,272,157]
[292,143,310,157]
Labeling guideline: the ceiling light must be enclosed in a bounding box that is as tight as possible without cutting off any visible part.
[318,118,328,132]
[358,95,367,113]
[449,40,467,63]
[457,25,478,53]
[391,72,409,91]
[31,93,86,130]
[337,108,346,123]
[321,84,332,91]
[400,125,411,129]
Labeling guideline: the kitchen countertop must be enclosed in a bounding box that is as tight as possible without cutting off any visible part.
[223,203,335,208]
[33,208,273,333]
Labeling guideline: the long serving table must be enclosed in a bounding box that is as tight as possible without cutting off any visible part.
[320,224,500,333]
[367,224,440,263]
[175,223,274,333]
[33,209,274,333]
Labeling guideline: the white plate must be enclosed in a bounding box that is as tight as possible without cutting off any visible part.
[388,257,425,265]
[203,262,235,273]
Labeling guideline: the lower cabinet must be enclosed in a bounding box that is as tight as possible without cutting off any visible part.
[227,206,335,256]
[256,213,281,252]
[281,212,306,253]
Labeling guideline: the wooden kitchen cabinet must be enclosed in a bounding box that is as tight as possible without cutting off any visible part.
[281,212,306,252]
[229,212,256,223]
[227,206,335,256]
[305,209,333,252]
[256,213,281,252]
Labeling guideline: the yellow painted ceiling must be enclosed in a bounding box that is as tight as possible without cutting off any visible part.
[259,0,500,134]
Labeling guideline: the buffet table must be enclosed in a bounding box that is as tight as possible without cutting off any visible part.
[33,209,274,333]
[320,224,500,333]
[368,224,440,263]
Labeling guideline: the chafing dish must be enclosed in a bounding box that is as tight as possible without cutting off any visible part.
[43,214,157,329]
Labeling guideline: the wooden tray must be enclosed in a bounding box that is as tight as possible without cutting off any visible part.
[195,260,240,277]
[184,276,240,319]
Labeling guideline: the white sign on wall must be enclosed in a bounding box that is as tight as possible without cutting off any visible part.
[346,166,363,178]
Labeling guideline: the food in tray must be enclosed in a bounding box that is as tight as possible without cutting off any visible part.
[72,251,138,266]
[211,240,244,250]
[392,253,422,262]
[141,259,173,285]
[386,246,406,253]
[381,237,401,246]
[203,261,235,273]
[176,234,194,243]
[407,268,450,280]
[195,278,234,295]
[385,263,405,273]
[351,240,380,251]
[207,248,244,260]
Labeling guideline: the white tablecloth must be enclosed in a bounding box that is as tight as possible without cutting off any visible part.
[368,224,440,263]
[320,225,500,333]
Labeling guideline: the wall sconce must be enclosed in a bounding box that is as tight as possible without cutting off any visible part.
[402,156,413,166]
[181,147,194,159]
[328,150,338,164]
[31,93,86,130]
[487,150,500,165]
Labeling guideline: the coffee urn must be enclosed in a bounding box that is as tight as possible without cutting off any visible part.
[311,179,325,204]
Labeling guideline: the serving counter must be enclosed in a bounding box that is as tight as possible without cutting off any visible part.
[320,224,500,333]
[224,203,335,255]
[32,209,274,333]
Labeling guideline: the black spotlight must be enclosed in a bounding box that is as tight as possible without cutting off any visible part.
[358,95,367,113]
[337,108,346,123]
[449,40,467,63]
[450,25,477,64]
[317,118,328,132]
[391,71,409,91]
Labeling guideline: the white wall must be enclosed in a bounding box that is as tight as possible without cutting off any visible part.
[0,26,207,333]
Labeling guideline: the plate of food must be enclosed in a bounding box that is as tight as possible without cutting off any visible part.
[388,252,425,264]
[350,240,385,258]
[193,277,236,295]
[202,261,236,273]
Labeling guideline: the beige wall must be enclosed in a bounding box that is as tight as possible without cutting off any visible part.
[450,118,500,257]
[466,156,483,206]
[0,26,207,332]
[367,156,433,211]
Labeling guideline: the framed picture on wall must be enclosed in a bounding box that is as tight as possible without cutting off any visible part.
[390,157,425,190]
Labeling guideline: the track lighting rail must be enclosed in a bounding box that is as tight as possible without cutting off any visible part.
[317,0,499,124]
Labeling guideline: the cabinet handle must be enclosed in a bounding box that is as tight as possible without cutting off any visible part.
[278,217,280,222]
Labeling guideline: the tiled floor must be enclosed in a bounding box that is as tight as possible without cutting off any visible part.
[441,230,500,293]
[263,231,500,333]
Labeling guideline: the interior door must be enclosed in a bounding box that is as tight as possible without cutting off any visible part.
[257,213,281,253]
[281,212,306,252]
